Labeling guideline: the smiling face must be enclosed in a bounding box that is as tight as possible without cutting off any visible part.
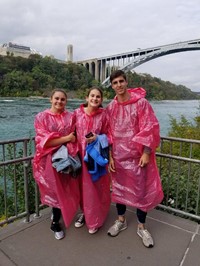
[111,75,128,96]
[86,88,103,109]
[50,91,67,114]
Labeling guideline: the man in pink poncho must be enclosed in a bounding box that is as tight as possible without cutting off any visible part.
[106,70,164,248]
[33,89,80,240]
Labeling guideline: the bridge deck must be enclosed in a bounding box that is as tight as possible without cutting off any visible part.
[1,205,200,266]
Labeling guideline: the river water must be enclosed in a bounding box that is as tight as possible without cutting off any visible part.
[0,97,199,141]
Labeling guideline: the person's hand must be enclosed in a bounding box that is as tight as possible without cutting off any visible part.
[138,153,150,167]
[85,133,96,144]
[108,156,116,172]
[68,132,76,143]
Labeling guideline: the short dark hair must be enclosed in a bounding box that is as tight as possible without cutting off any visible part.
[110,70,127,83]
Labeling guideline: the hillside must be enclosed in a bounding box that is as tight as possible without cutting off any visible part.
[120,71,198,100]
[0,54,199,100]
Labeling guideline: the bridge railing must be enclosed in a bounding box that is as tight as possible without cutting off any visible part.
[0,136,200,226]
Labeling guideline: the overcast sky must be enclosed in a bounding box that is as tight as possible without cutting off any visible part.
[1,0,200,92]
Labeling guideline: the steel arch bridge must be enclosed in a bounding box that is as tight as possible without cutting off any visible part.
[76,38,200,87]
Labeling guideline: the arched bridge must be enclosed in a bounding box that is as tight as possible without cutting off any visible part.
[76,38,200,87]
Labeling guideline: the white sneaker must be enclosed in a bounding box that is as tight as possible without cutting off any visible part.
[74,214,85,228]
[88,228,98,234]
[50,222,65,240]
[107,219,128,237]
[54,230,65,240]
[137,228,154,248]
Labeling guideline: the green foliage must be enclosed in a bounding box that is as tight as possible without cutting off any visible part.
[168,112,200,143]
[125,72,199,100]
[2,70,34,96]
[104,71,199,100]
[0,55,94,97]
[160,159,200,215]
[158,109,200,218]
[0,55,199,100]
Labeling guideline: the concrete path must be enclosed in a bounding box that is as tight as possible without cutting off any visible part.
[0,205,200,266]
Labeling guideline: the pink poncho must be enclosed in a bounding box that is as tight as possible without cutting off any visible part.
[32,109,80,227]
[74,104,111,230]
[106,88,164,212]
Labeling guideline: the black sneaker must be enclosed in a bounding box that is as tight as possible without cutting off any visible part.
[74,214,85,228]
[50,222,65,240]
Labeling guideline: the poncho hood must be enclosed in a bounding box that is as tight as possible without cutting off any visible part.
[44,109,68,116]
[80,104,104,116]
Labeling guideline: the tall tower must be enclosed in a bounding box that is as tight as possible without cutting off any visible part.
[67,44,73,62]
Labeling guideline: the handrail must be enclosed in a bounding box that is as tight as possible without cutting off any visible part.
[0,156,33,166]
[0,136,200,226]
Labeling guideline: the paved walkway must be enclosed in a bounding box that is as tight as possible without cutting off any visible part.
[0,205,200,266]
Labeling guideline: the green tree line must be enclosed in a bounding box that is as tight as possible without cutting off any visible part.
[125,72,199,100]
[0,54,199,100]
[0,54,96,97]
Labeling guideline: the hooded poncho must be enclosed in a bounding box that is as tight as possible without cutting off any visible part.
[74,104,111,230]
[32,109,80,227]
[106,88,163,212]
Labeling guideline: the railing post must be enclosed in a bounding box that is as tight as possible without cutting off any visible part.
[34,183,41,218]
[23,140,31,223]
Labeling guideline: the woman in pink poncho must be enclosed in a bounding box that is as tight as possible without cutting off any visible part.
[33,89,80,240]
[73,87,111,234]
[106,70,163,248]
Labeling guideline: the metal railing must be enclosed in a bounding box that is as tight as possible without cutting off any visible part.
[0,136,200,226]
[157,136,200,221]
[0,138,41,226]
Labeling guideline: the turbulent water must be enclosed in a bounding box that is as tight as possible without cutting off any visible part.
[0,97,199,141]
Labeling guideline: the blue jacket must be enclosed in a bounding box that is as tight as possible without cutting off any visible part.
[84,134,109,182]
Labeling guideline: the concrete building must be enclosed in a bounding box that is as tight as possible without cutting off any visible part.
[0,42,42,58]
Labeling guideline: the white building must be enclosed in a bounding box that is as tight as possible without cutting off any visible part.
[0,42,42,58]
